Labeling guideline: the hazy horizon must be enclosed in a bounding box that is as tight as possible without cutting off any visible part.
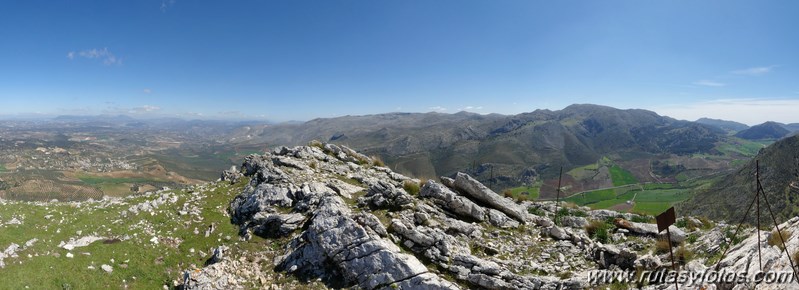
[0,103,794,127]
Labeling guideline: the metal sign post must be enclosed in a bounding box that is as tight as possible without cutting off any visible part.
[656,206,678,290]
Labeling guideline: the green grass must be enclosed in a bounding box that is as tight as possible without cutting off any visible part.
[714,138,771,157]
[609,165,637,186]
[506,185,541,200]
[632,202,673,216]
[565,189,616,206]
[643,183,674,190]
[589,198,629,209]
[566,163,599,179]
[0,163,6,172]
[0,178,272,289]
[563,185,691,214]
[633,189,690,203]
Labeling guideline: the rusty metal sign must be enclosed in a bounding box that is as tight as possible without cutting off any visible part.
[656,207,676,232]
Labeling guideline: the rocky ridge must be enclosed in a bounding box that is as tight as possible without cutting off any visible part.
[182,142,799,290]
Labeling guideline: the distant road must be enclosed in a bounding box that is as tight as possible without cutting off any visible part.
[538,183,643,201]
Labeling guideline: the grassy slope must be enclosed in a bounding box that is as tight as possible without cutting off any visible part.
[0,179,273,289]
[609,165,637,186]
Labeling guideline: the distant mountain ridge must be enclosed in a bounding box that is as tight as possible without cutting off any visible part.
[231,104,726,188]
[734,121,791,140]
[695,117,749,133]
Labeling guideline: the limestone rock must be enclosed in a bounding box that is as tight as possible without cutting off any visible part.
[614,218,686,243]
[420,180,486,222]
[221,165,243,183]
[593,244,637,270]
[451,172,527,223]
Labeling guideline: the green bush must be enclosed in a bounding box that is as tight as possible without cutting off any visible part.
[528,206,545,216]
[631,215,654,223]
[586,220,611,244]
[371,155,385,167]
[403,180,420,195]
[686,233,698,244]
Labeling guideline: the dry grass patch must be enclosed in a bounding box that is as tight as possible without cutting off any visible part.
[768,229,792,250]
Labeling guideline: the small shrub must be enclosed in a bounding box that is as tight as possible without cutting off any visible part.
[654,238,672,254]
[308,140,324,149]
[309,161,317,169]
[403,180,420,195]
[528,206,545,216]
[356,156,370,166]
[557,207,570,217]
[698,216,714,230]
[586,220,611,244]
[768,229,792,250]
[675,244,694,265]
[502,189,513,198]
[571,209,588,217]
[793,250,799,265]
[686,233,698,244]
[723,227,744,246]
[557,271,573,279]
[631,215,654,223]
[371,155,385,167]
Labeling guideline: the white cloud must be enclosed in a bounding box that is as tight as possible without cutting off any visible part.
[67,48,122,66]
[459,106,484,111]
[128,105,160,114]
[428,106,447,112]
[731,66,775,76]
[693,80,726,87]
[654,98,799,125]
[161,0,176,12]
[143,88,152,94]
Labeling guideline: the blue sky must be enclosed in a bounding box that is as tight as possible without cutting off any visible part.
[1,1,798,124]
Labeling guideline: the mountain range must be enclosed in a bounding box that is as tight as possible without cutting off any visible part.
[230,104,730,190]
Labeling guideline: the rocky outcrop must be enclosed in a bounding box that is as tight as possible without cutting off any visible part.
[419,180,487,222]
[451,172,528,223]
[213,144,599,289]
[614,218,686,243]
[221,166,243,184]
[278,196,454,290]
[184,142,799,290]
[593,244,637,270]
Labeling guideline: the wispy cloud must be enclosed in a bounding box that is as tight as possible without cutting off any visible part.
[731,66,776,76]
[128,105,160,114]
[459,106,483,111]
[655,98,799,125]
[428,106,447,112]
[143,88,152,94]
[67,48,122,65]
[693,80,726,87]
[161,0,176,12]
